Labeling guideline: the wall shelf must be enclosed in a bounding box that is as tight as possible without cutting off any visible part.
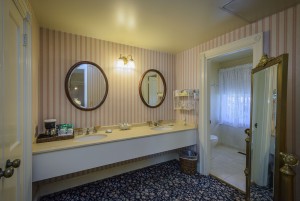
[174,89,199,111]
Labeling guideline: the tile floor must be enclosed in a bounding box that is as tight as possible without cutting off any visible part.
[210,144,246,191]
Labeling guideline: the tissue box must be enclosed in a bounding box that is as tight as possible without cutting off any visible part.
[57,124,74,136]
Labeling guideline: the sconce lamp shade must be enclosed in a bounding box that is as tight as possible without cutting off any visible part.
[127,58,135,69]
[116,57,125,68]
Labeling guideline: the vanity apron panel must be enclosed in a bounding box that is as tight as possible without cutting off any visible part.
[32,129,196,182]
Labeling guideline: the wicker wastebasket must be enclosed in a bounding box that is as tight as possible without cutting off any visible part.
[179,150,198,175]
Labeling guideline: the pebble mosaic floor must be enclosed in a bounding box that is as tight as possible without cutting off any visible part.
[40,160,272,201]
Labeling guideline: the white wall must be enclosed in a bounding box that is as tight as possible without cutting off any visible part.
[208,60,220,137]
[217,125,247,152]
[218,56,253,69]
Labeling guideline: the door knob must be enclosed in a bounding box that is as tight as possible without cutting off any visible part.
[244,128,250,136]
[0,167,14,179]
[0,159,20,180]
[6,159,21,168]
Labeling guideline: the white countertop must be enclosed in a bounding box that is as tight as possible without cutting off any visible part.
[32,123,196,154]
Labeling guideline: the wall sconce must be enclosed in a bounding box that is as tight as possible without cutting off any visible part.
[116,54,135,69]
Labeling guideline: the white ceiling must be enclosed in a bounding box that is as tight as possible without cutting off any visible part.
[29,0,299,53]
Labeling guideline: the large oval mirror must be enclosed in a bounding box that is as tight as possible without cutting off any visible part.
[65,61,108,111]
[139,69,166,108]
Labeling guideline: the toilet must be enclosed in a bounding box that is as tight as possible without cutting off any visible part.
[210,135,218,147]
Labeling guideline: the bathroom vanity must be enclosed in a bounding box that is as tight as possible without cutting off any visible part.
[32,123,196,182]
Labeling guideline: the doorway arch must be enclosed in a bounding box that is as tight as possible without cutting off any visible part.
[198,32,264,175]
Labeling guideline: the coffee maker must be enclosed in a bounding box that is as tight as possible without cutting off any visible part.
[44,119,56,136]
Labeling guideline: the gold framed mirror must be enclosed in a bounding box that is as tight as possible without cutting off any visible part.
[138,69,166,108]
[245,54,298,201]
[65,61,108,111]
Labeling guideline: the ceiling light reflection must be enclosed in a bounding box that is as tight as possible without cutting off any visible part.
[116,6,136,29]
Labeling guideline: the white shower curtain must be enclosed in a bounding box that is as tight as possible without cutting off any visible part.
[219,64,252,128]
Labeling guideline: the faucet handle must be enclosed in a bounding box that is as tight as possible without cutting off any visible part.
[93,127,96,133]
[94,126,101,132]
[74,128,83,136]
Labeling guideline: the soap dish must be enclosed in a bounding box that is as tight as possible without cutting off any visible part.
[119,123,131,130]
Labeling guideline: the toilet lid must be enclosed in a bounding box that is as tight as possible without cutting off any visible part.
[210,135,218,140]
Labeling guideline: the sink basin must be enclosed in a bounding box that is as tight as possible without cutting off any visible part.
[74,134,107,142]
[151,126,173,131]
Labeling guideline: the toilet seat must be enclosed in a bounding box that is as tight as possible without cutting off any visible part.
[210,134,218,147]
[210,135,218,140]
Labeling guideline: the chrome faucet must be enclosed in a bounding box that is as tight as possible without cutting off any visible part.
[153,120,163,127]
[147,121,153,126]
[147,120,163,127]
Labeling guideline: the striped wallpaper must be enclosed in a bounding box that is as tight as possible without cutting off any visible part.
[39,28,175,131]
[39,5,299,197]
[175,4,300,198]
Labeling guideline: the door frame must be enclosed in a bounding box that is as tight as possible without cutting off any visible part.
[197,32,264,175]
[17,1,32,199]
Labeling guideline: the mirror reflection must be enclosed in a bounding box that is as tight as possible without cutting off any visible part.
[251,64,277,198]
[65,61,108,111]
[246,54,290,201]
[139,69,166,108]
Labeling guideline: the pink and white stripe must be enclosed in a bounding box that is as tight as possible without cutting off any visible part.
[39,29,175,131]
[39,5,299,198]
[175,4,299,198]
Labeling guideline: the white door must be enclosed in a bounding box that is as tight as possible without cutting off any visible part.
[148,75,158,105]
[0,0,31,200]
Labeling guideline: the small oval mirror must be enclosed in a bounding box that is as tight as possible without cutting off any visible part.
[139,69,166,108]
[65,61,108,111]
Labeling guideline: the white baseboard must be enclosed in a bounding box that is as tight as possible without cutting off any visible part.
[33,151,179,201]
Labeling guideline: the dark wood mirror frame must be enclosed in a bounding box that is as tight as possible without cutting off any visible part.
[246,54,298,201]
[65,61,108,111]
[138,69,166,108]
